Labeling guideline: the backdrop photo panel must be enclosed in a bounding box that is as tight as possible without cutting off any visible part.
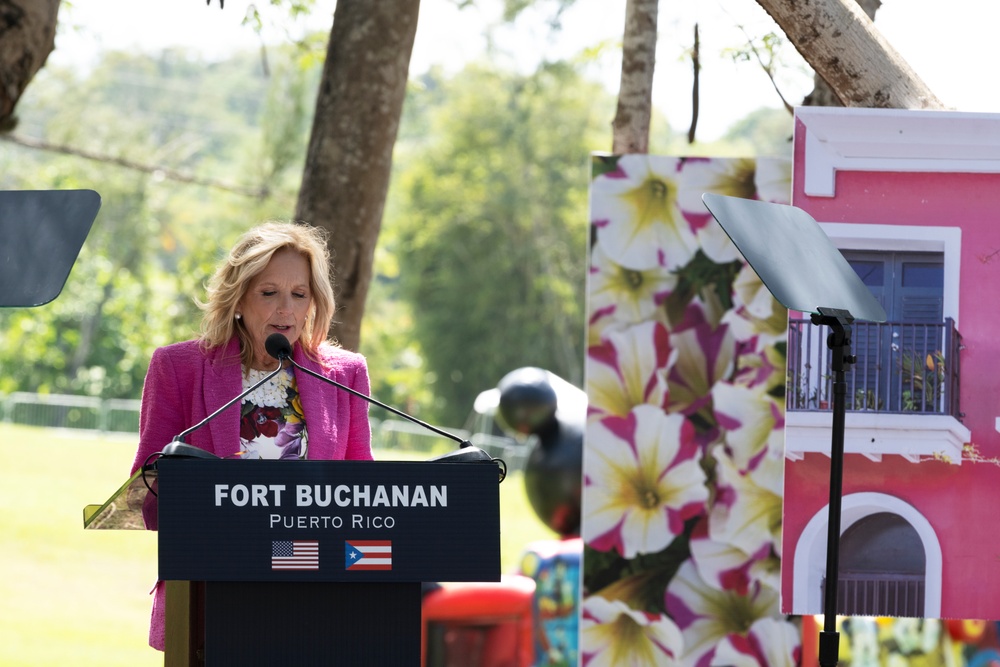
[581,154,797,667]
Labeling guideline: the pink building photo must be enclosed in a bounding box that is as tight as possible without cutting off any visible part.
[782,106,1000,622]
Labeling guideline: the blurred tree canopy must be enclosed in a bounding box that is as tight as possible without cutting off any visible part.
[0,47,305,398]
[388,62,614,425]
[0,39,792,426]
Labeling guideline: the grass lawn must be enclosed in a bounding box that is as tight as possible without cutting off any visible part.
[0,423,555,666]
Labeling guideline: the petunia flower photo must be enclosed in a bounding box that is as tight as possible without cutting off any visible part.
[665,559,781,667]
[586,320,675,421]
[581,595,686,667]
[583,153,797,666]
[589,242,677,334]
[591,155,700,272]
[583,405,707,559]
[710,617,802,667]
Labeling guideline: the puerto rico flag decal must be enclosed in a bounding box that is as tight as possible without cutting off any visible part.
[345,540,392,571]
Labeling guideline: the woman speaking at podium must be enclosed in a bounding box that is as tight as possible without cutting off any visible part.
[129,221,373,651]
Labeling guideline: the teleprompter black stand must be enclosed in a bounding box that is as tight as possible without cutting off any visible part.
[702,193,886,667]
[0,189,100,307]
[85,459,501,666]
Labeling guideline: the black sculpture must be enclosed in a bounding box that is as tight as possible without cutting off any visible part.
[494,367,585,538]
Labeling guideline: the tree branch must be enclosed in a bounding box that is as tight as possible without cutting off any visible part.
[734,26,795,115]
[0,133,269,198]
[754,0,943,109]
[687,24,700,144]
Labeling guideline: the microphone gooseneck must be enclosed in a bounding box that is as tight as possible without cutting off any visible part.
[266,334,504,478]
[154,333,503,481]
[265,333,472,450]
[157,352,286,462]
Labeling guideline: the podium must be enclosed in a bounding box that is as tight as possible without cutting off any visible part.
[85,459,501,665]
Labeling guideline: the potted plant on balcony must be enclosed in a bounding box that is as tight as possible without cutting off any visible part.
[899,350,945,412]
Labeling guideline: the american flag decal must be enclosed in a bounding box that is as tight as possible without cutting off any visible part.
[345,540,392,570]
[271,540,319,570]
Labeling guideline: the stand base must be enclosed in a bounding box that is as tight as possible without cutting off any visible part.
[819,630,840,667]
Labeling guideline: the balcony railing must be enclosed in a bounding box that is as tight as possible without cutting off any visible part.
[786,318,962,419]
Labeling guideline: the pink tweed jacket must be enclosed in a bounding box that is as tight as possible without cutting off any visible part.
[130,336,373,650]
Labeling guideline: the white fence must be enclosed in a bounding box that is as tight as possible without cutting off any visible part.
[1,391,141,433]
[1,392,530,471]
[374,417,531,471]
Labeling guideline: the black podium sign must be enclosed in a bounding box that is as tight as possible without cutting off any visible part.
[157,459,500,584]
[145,459,501,666]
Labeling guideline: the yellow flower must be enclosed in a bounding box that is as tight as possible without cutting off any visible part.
[287,393,304,423]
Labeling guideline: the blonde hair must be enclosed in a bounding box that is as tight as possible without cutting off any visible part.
[199,221,337,368]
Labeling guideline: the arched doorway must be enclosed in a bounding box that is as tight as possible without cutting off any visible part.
[824,512,926,616]
[791,492,942,617]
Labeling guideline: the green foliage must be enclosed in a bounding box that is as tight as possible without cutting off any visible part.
[583,530,691,613]
[497,0,580,23]
[665,250,744,324]
[721,106,793,157]
[591,154,621,179]
[0,44,319,398]
[387,61,614,425]
[0,24,790,424]
[358,262,439,421]
[652,106,792,159]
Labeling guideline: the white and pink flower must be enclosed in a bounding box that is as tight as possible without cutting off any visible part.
[709,448,784,559]
[581,595,685,666]
[665,560,780,667]
[589,242,676,330]
[583,406,707,558]
[688,517,779,598]
[591,155,699,271]
[710,617,801,667]
[711,381,780,472]
[666,322,735,416]
[587,321,674,420]
[722,263,788,346]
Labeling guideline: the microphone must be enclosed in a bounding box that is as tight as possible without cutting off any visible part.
[265,333,503,475]
[156,354,287,462]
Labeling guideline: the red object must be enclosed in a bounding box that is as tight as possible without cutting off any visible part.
[421,575,536,667]
[800,615,819,667]
[947,618,987,643]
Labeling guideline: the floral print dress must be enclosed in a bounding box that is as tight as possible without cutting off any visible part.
[238,366,308,460]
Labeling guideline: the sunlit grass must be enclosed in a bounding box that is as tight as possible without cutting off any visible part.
[0,424,159,667]
[0,423,555,666]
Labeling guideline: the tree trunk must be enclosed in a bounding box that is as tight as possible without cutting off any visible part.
[294,0,419,351]
[756,0,943,109]
[612,0,658,154]
[802,0,880,107]
[0,0,60,131]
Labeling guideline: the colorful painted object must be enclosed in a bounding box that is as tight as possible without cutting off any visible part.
[519,538,582,667]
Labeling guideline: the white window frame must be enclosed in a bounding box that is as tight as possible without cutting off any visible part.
[784,223,969,464]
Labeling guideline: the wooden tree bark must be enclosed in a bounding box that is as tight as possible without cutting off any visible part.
[802,0,880,107]
[0,0,60,131]
[755,0,944,109]
[295,0,419,351]
[612,0,658,154]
